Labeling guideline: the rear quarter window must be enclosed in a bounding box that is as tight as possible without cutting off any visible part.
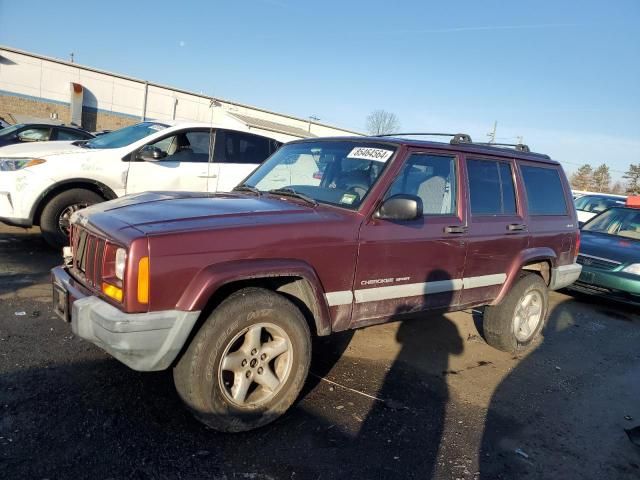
[520,165,568,216]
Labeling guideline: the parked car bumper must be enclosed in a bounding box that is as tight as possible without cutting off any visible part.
[548,263,582,290]
[568,265,640,305]
[51,266,200,371]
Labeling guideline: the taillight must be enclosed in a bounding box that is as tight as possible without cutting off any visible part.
[573,231,581,261]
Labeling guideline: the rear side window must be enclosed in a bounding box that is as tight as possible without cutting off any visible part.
[520,165,568,215]
[467,158,517,215]
[216,131,273,164]
[57,128,91,141]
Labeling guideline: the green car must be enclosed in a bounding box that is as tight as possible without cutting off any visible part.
[570,206,640,305]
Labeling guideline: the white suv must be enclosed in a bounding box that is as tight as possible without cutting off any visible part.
[0,121,282,247]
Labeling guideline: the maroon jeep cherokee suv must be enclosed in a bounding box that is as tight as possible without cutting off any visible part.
[51,134,581,432]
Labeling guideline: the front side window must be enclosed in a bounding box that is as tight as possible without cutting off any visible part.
[18,127,51,141]
[583,207,640,240]
[467,158,517,215]
[386,153,457,215]
[84,122,168,149]
[521,165,568,215]
[243,141,396,209]
[147,130,211,162]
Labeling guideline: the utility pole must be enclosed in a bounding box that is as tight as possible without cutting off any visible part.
[487,121,497,143]
[70,52,75,63]
[516,135,524,145]
[308,115,320,133]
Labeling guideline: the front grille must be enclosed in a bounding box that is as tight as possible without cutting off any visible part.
[70,225,105,287]
[576,254,620,271]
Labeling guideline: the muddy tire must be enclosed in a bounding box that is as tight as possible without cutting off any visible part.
[482,273,549,353]
[40,188,103,249]
[173,287,311,432]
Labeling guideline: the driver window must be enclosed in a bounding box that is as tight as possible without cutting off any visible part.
[386,154,457,215]
[19,127,51,142]
[147,131,211,162]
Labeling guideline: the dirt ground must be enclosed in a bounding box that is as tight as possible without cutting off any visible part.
[1,224,639,479]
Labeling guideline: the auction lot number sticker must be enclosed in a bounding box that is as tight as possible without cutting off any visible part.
[347,147,394,162]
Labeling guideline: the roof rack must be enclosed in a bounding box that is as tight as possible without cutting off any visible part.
[475,142,531,153]
[375,132,473,145]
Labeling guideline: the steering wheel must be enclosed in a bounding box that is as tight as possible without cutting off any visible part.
[345,182,369,201]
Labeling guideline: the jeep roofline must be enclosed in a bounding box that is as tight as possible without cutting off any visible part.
[288,136,559,165]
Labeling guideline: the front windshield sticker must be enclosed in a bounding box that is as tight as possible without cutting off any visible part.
[347,147,394,162]
[340,193,357,205]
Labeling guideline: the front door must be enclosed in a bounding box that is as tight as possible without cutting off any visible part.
[125,129,212,194]
[459,155,529,305]
[352,151,468,326]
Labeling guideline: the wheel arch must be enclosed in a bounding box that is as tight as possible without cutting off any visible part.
[492,248,557,305]
[31,178,118,225]
[176,259,333,338]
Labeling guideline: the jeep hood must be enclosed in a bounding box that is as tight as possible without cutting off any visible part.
[76,191,348,237]
[0,140,82,157]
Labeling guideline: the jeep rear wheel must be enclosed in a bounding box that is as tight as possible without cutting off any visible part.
[173,287,311,432]
[40,188,103,249]
[482,273,549,353]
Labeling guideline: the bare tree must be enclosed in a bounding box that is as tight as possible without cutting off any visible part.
[366,110,400,135]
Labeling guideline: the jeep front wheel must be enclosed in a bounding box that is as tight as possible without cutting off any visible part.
[173,287,311,432]
[482,273,548,353]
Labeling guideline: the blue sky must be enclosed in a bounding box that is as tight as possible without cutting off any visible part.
[1,0,638,179]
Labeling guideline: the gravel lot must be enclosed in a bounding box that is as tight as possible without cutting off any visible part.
[1,224,639,479]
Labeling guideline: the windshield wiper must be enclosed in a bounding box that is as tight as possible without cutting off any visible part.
[232,184,262,196]
[268,188,318,207]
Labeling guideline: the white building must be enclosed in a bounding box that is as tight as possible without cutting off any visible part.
[0,45,360,142]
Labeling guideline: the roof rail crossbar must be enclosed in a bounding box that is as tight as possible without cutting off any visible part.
[375,132,473,145]
[476,142,531,153]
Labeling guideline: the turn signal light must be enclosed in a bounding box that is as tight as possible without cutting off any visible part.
[137,256,150,304]
[102,282,123,302]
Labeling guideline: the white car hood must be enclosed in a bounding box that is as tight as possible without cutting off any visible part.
[0,140,85,157]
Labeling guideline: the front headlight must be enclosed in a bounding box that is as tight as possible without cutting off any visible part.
[0,158,46,171]
[622,264,640,276]
[115,248,127,280]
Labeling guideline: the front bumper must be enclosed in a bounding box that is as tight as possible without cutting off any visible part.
[548,263,582,290]
[51,266,200,371]
[568,265,640,305]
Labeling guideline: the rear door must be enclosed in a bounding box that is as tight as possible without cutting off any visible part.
[519,162,576,266]
[125,128,212,194]
[352,150,468,325]
[209,130,280,192]
[459,155,529,305]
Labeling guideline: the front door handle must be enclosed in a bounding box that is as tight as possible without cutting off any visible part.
[507,223,527,231]
[444,225,468,234]
[197,174,218,178]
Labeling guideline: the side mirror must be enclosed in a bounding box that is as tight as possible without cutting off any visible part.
[136,146,166,161]
[374,194,423,221]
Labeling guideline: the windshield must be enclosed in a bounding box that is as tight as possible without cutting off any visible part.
[83,122,168,149]
[575,195,625,213]
[242,141,397,209]
[583,207,640,240]
[0,124,23,137]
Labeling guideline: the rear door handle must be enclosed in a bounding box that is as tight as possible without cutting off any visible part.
[507,223,527,231]
[444,225,468,234]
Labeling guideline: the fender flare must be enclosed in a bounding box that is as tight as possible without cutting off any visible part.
[492,247,557,305]
[176,259,332,336]
[30,178,118,224]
